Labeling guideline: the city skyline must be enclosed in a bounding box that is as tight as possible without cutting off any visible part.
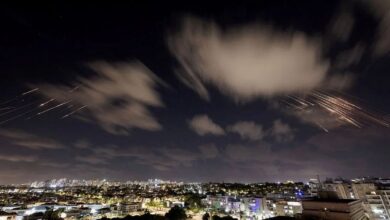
[8,176,387,189]
[4,176,390,186]
[1,1,390,184]
[0,175,389,219]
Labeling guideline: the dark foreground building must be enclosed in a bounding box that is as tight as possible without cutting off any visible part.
[301,199,367,220]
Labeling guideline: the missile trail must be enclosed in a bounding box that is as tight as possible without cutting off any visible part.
[316,123,329,133]
[0,97,20,106]
[68,86,80,93]
[0,107,14,112]
[37,101,71,115]
[39,99,55,107]
[22,88,39,96]
[283,90,390,131]
[0,88,39,106]
[62,105,87,118]
[0,108,40,125]
[0,87,89,124]
[0,101,38,117]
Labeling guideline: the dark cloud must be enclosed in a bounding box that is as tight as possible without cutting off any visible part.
[36,61,165,135]
[198,144,219,159]
[73,139,91,149]
[0,129,64,150]
[188,114,225,136]
[0,125,388,184]
[71,142,218,173]
[269,119,294,142]
[192,116,294,143]
[334,44,365,69]
[361,0,390,55]
[75,155,108,165]
[328,10,355,43]
[0,154,37,162]
[227,121,264,141]
[217,126,390,180]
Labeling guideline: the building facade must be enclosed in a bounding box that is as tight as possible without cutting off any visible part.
[366,189,390,219]
[302,199,367,220]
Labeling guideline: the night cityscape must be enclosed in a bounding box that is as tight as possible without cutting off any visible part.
[1,1,390,220]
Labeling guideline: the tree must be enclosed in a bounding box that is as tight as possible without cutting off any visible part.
[202,213,210,220]
[26,212,44,220]
[100,213,166,220]
[165,206,187,220]
[212,215,236,220]
[185,193,205,212]
[43,209,62,220]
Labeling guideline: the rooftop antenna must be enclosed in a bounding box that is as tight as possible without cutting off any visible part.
[317,175,322,190]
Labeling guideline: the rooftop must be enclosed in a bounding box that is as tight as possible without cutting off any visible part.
[302,198,357,203]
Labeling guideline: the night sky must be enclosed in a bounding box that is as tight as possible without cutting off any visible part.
[0,1,390,184]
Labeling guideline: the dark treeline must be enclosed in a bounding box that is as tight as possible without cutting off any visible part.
[100,206,237,220]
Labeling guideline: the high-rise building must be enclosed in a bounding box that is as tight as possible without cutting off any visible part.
[240,197,268,218]
[302,198,367,220]
[350,183,377,218]
[308,178,320,197]
[274,201,302,217]
[352,183,376,200]
[323,183,353,199]
[366,189,390,219]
